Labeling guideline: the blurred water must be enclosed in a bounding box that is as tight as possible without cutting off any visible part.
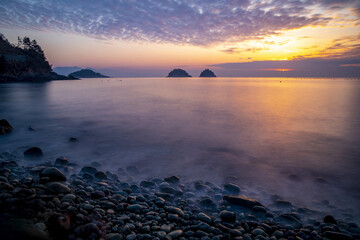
[1,77,360,220]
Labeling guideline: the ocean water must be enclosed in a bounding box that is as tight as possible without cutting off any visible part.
[1,77,360,221]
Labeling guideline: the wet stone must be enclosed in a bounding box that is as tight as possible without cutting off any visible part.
[0,119,13,135]
[62,193,76,202]
[199,197,217,210]
[80,166,97,175]
[323,231,352,240]
[40,167,66,182]
[46,182,71,194]
[224,183,241,194]
[55,157,69,166]
[324,215,337,224]
[224,195,263,208]
[164,176,180,184]
[168,229,183,238]
[165,206,184,216]
[91,191,105,199]
[252,228,267,237]
[99,200,116,209]
[198,213,211,224]
[95,171,107,179]
[140,180,156,188]
[220,210,236,223]
[160,224,171,233]
[24,147,43,158]
[127,204,143,212]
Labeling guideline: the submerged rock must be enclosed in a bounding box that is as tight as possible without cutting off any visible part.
[223,195,262,208]
[68,137,78,142]
[0,119,13,135]
[24,147,43,158]
[199,69,216,77]
[54,157,69,166]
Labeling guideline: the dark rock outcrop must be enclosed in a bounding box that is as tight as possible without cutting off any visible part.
[0,119,13,135]
[167,69,191,77]
[24,147,43,158]
[199,69,216,77]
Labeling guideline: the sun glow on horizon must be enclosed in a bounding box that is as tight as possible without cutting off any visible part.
[260,69,295,72]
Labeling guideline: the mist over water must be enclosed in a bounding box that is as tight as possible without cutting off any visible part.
[1,77,360,222]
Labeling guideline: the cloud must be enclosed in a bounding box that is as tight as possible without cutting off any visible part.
[209,57,360,77]
[1,0,355,46]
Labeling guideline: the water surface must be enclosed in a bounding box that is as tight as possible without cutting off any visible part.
[1,77,359,221]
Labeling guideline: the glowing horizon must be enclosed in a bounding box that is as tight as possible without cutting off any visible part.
[0,0,359,77]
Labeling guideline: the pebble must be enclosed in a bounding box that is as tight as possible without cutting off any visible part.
[168,229,183,238]
[252,228,267,236]
[165,206,184,216]
[198,212,212,224]
[46,182,71,194]
[220,210,236,223]
[127,204,143,212]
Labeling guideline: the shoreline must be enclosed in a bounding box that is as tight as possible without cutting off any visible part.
[0,154,359,240]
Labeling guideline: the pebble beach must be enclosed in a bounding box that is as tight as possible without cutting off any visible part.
[1,148,359,240]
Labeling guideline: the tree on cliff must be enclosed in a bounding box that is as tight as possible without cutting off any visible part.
[0,55,9,74]
[0,33,73,82]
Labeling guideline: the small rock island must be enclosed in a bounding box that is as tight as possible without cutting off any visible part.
[69,69,109,78]
[167,69,192,77]
[199,69,216,77]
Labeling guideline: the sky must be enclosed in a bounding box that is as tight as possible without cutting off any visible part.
[0,0,359,77]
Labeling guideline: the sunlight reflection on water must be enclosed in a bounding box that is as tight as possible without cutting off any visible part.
[1,77,360,221]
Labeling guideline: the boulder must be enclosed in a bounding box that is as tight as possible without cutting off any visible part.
[24,147,43,158]
[224,183,241,194]
[0,119,13,135]
[40,167,66,182]
[223,195,262,208]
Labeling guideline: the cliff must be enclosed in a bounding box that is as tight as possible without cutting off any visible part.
[0,33,75,83]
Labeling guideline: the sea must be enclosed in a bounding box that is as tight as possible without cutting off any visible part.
[1,77,359,222]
